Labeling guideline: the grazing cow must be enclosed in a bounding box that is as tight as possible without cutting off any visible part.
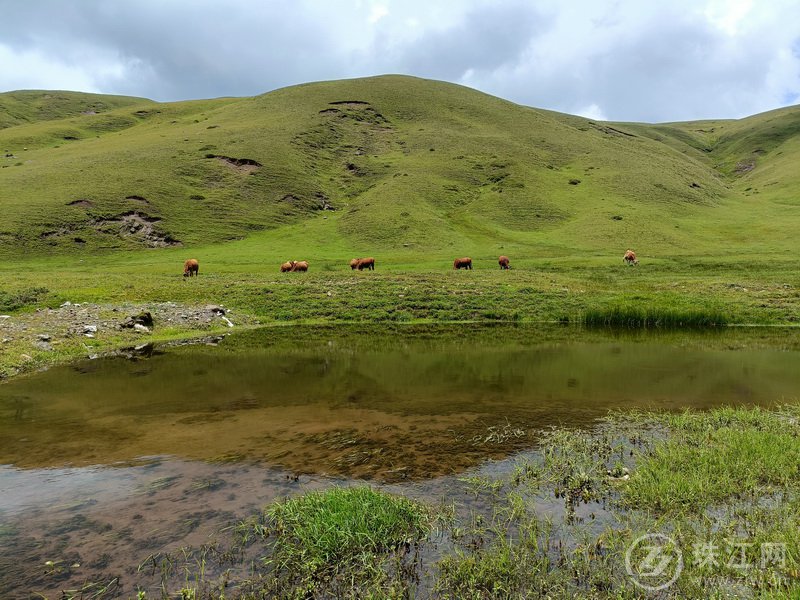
[498,255,510,270]
[350,257,376,270]
[357,257,375,271]
[453,257,473,270]
[291,260,309,272]
[623,250,639,265]
[280,261,295,272]
[183,258,199,277]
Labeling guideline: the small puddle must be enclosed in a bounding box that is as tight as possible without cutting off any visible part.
[1,324,799,596]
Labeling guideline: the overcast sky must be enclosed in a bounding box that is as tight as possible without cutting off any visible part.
[1,0,798,122]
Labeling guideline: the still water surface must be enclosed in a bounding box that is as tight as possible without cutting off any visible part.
[1,325,799,596]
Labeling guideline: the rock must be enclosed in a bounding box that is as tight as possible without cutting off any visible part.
[83,325,98,333]
[84,333,95,339]
[0,315,10,320]
[133,323,151,333]
[120,312,154,329]
[221,316,234,328]
[60,301,72,307]
[206,305,226,316]
[35,341,53,351]
[37,334,52,341]
[20,354,33,361]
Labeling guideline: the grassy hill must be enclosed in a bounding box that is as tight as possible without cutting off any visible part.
[0,89,151,130]
[6,74,797,260]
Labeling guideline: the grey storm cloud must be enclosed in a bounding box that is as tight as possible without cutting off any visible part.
[0,0,799,122]
[373,3,550,80]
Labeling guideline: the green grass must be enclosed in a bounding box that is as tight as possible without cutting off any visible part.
[581,305,730,327]
[623,407,800,512]
[258,486,434,595]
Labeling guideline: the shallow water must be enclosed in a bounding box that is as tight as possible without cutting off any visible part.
[2,324,800,596]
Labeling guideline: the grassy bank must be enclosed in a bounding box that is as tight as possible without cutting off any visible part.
[2,263,797,385]
[124,405,800,598]
[2,246,798,377]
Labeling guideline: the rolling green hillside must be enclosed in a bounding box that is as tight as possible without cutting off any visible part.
[0,90,151,130]
[3,75,796,260]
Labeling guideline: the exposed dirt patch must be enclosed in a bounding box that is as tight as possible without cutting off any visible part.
[204,154,262,174]
[40,228,70,240]
[735,159,756,173]
[281,194,302,205]
[66,199,94,208]
[280,193,336,211]
[125,195,149,204]
[329,100,370,106]
[589,123,637,137]
[315,192,335,211]
[345,162,364,176]
[92,211,181,247]
[320,100,389,125]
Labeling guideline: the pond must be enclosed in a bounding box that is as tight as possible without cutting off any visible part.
[1,325,799,596]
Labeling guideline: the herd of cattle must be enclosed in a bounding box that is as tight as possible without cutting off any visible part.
[183,250,639,276]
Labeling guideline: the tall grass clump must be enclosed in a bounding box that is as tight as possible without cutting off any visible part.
[261,486,434,594]
[0,286,49,312]
[581,305,729,328]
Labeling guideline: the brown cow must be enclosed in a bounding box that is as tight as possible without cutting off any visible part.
[183,259,199,277]
[291,260,309,272]
[498,255,510,270]
[623,250,639,265]
[280,261,295,272]
[357,257,375,271]
[453,257,473,270]
[350,257,376,270]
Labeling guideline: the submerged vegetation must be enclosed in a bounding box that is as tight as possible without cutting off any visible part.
[28,406,796,599]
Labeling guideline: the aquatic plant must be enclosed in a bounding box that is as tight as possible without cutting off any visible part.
[581,305,730,327]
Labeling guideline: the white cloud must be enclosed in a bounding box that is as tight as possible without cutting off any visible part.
[704,0,753,35]
[0,44,101,92]
[368,3,389,24]
[576,103,608,121]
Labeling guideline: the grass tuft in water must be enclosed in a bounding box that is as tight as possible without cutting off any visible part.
[261,486,434,593]
[622,405,800,512]
[581,305,730,327]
